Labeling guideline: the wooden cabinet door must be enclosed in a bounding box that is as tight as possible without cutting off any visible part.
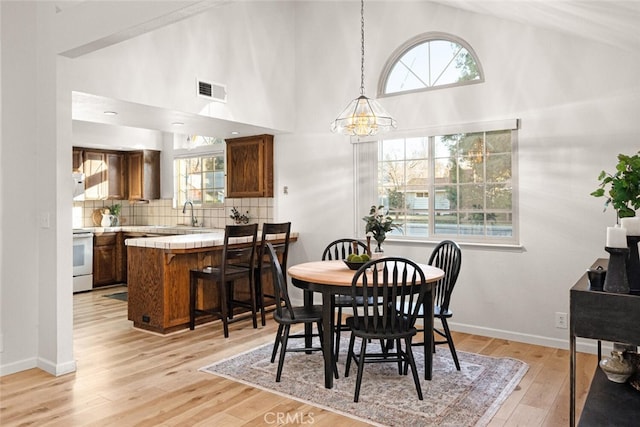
[83,151,107,200]
[128,150,160,200]
[72,148,83,172]
[226,134,273,197]
[93,233,118,286]
[107,152,127,200]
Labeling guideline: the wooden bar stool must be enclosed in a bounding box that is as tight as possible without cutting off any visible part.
[254,222,292,326]
[189,224,258,337]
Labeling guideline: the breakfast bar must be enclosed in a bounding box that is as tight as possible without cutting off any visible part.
[125,230,296,334]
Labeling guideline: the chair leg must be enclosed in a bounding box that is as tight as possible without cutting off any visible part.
[334,306,343,363]
[248,277,258,330]
[219,280,230,338]
[441,318,460,370]
[256,271,267,327]
[226,281,234,320]
[405,337,423,400]
[189,274,197,330]
[345,333,356,378]
[271,324,283,363]
[276,325,291,382]
[353,338,368,402]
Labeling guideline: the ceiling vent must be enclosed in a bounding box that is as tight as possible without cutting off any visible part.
[197,79,227,103]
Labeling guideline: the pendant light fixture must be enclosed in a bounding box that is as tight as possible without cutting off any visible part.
[330,0,397,137]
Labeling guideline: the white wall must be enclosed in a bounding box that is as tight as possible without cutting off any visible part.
[2,0,639,377]
[279,1,639,351]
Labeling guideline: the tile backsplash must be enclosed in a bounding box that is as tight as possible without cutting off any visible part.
[73,198,274,229]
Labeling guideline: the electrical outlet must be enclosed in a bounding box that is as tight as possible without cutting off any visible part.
[555,312,568,329]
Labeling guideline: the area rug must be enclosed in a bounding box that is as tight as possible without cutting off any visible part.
[103,291,127,302]
[199,336,528,426]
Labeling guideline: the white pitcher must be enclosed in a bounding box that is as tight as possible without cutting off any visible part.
[101,213,114,227]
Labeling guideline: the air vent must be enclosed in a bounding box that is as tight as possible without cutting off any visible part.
[197,79,227,103]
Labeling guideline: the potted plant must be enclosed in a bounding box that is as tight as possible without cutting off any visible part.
[591,151,640,219]
[362,205,400,253]
[229,207,250,224]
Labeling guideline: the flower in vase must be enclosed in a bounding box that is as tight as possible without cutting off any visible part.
[362,205,400,251]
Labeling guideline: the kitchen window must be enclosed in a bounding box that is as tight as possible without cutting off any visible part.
[174,135,225,207]
[355,119,519,245]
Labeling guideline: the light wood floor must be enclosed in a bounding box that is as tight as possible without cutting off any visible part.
[1,285,597,426]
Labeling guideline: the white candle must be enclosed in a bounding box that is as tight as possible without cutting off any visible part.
[606,226,628,248]
[620,217,640,236]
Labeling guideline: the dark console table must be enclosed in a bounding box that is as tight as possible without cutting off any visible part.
[570,259,640,426]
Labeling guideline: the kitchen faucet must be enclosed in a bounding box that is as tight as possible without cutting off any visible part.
[182,201,198,227]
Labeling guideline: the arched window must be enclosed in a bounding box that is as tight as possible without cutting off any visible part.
[379,32,484,96]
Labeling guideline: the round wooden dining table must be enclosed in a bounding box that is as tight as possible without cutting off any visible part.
[288,259,445,389]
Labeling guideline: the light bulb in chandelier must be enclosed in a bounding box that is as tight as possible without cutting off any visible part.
[331,95,397,137]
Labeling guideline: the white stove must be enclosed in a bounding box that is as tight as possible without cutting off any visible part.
[73,229,93,292]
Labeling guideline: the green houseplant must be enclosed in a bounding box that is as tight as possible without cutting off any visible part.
[591,151,640,219]
[362,205,400,252]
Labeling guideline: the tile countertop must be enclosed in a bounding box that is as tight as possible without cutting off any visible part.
[124,229,298,250]
[88,225,223,235]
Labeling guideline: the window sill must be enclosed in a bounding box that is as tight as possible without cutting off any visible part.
[384,237,525,252]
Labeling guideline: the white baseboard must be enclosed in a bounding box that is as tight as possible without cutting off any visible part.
[0,356,76,377]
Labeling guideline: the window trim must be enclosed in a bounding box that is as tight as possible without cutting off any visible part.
[378,31,485,98]
[173,143,227,209]
[354,119,520,245]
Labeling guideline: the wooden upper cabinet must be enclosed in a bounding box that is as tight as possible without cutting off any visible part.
[72,149,83,173]
[106,152,127,200]
[79,149,127,200]
[128,150,160,201]
[226,134,274,198]
[83,150,108,200]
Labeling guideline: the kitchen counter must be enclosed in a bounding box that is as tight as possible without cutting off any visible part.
[83,225,224,235]
[125,228,297,334]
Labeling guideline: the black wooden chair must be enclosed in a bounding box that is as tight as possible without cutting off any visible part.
[412,240,462,370]
[267,243,337,382]
[344,257,426,402]
[321,238,369,362]
[254,222,292,326]
[189,224,258,337]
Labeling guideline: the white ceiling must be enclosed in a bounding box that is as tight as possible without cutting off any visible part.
[71,91,276,139]
[69,0,640,139]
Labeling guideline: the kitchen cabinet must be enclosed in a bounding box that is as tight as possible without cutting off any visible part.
[78,148,128,200]
[106,152,127,200]
[93,232,120,287]
[72,149,83,173]
[128,150,160,201]
[226,134,273,198]
[83,150,107,200]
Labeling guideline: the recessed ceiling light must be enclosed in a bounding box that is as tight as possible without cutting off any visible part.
[172,122,184,126]
[103,111,118,116]
[230,131,239,135]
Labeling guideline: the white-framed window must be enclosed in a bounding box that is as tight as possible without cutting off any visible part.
[355,119,519,245]
[174,135,226,207]
[378,32,484,97]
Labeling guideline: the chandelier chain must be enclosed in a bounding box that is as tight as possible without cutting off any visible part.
[360,0,365,96]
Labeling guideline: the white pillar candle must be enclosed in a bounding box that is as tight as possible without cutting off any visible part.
[606,226,628,248]
[620,217,640,236]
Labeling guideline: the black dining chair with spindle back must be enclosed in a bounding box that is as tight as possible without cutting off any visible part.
[321,238,369,362]
[345,257,427,402]
[412,240,462,370]
[254,222,292,326]
[267,243,338,382]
